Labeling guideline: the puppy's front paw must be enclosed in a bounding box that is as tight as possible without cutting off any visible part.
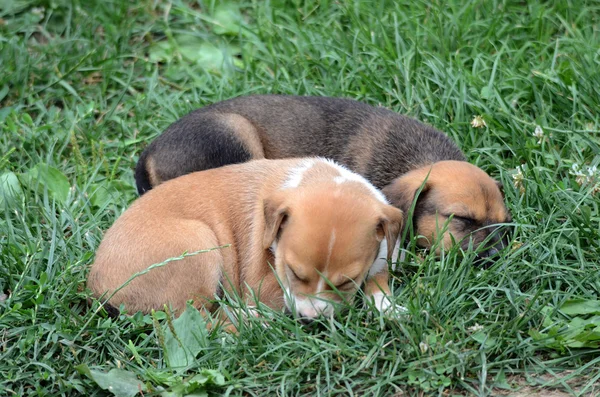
[371,292,407,316]
[247,307,262,318]
[245,306,272,328]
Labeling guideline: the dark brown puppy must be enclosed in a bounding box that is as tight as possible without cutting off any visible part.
[135,95,511,258]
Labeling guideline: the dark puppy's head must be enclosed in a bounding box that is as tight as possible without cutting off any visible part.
[382,161,511,260]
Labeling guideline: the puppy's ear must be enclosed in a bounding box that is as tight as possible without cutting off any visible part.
[263,193,289,249]
[381,168,432,214]
[376,205,404,260]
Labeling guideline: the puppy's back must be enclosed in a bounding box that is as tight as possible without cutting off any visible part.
[135,95,465,194]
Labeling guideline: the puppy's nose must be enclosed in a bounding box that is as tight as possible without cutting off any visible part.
[473,225,512,267]
[479,241,503,258]
[298,307,319,319]
[298,317,314,325]
[484,225,512,254]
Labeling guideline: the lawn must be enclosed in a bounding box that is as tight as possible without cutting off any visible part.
[1,0,600,395]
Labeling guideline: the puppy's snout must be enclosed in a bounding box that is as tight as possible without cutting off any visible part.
[298,307,320,319]
[293,296,333,322]
[474,224,513,266]
[298,316,315,325]
[484,230,506,254]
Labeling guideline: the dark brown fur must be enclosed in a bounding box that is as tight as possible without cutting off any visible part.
[135,95,510,257]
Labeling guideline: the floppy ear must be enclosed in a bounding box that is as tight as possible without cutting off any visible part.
[376,205,404,260]
[381,168,432,214]
[263,193,289,249]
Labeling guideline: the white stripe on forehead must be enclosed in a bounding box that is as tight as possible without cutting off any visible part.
[321,158,388,204]
[281,158,388,204]
[282,159,316,189]
[316,228,336,293]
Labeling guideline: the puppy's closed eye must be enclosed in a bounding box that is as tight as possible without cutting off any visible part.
[335,278,356,290]
[289,266,308,283]
[452,215,477,226]
[443,213,477,226]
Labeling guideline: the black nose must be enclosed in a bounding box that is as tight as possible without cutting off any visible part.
[473,225,513,266]
[298,317,314,325]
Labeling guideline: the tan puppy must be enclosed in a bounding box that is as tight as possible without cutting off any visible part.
[382,161,509,255]
[88,158,404,321]
[135,95,512,261]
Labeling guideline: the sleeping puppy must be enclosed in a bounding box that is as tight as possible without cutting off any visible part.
[88,158,404,322]
[135,95,511,259]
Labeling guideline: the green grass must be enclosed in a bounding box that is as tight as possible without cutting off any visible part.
[1,0,600,395]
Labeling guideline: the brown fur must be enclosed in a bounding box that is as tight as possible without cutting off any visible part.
[217,113,265,159]
[88,158,403,319]
[134,95,511,256]
[382,161,510,254]
[145,156,162,187]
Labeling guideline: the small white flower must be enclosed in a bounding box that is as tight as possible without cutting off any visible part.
[467,323,484,333]
[419,341,429,353]
[533,125,545,144]
[471,115,487,128]
[571,163,588,185]
[512,165,525,194]
[570,163,599,195]
[588,166,597,176]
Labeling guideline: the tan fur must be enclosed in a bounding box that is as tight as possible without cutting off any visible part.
[88,158,403,320]
[382,160,509,252]
[135,96,510,255]
[340,115,391,175]
[217,113,265,159]
[145,156,162,187]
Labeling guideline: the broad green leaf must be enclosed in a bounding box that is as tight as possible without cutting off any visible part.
[532,304,600,350]
[20,163,70,203]
[188,369,226,387]
[89,180,136,208]
[76,364,146,397]
[162,368,225,397]
[180,41,224,70]
[163,303,209,368]
[494,369,511,390]
[470,331,497,348]
[149,40,174,63]
[0,171,23,206]
[480,86,493,99]
[0,106,13,123]
[212,3,243,35]
[21,112,33,126]
[148,35,238,71]
[560,299,600,316]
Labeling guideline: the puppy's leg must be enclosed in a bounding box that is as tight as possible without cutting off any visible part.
[93,219,227,315]
[135,113,264,195]
[364,269,407,315]
[150,220,228,314]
